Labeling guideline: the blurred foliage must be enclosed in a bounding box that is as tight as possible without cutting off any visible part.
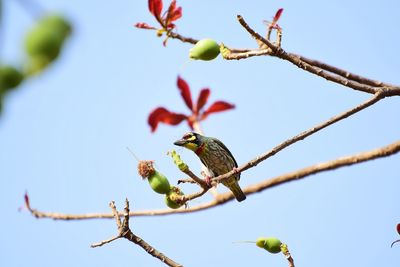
[0,7,72,115]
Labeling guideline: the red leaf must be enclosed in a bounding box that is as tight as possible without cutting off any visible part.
[24,191,30,208]
[201,101,235,120]
[148,107,187,132]
[273,8,284,24]
[134,22,157,30]
[187,118,194,130]
[166,0,182,23]
[397,224,400,235]
[148,0,163,18]
[268,8,283,29]
[195,88,210,113]
[177,76,193,110]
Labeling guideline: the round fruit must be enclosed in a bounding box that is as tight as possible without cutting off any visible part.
[0,65,24,92]
[256,237,282,254]
[148,171,171,194]
[189,38,220,61]
[165,186,184,209]
[39,15,72,39]
[25,26,63,60]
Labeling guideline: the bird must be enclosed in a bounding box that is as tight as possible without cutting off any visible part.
[174,132,246,202]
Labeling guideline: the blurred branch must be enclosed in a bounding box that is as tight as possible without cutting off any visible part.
[25,139,400,219]
[91,199,183,267]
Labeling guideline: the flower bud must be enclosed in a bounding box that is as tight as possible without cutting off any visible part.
[256,237,282,254]
[0,65,24,92]
[138,160,171,194]
[165,186,184,209]
[189,38,220,61]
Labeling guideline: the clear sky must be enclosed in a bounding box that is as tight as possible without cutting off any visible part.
[1,0,399,266]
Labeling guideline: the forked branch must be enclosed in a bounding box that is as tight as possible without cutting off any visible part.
[91,199,183,267]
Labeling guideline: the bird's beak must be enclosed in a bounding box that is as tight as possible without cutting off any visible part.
[173,138,187,146]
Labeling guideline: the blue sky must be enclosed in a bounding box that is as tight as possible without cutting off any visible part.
[1,0,399,266]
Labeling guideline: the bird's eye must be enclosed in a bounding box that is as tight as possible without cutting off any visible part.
[183,133,192,139]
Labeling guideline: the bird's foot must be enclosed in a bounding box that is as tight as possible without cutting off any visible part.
[204,176,212,187]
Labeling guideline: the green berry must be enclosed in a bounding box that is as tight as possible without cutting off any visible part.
[256,237,282,254]
[165,186,184,209]
[24,14,72,62]
[189,38,220,61]
[148,171,171,194]
[25,26,63,60]
[0,65,24,92]
[39,15,72,40]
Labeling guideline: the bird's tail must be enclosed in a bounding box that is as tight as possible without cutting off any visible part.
[223,179,246,202]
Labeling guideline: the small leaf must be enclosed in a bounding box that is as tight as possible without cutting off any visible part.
[24,191,30,208]
[166,0,182,24]
[148,0,163,19]
[195,88,210,113]
[273,8,284,24]
[148,107,187,132]
[177,76,193,110]
[201,101,235,120]
[169,150,188,172]
[134,22,157,30]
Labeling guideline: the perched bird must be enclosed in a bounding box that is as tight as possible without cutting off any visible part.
[174,132,246,202]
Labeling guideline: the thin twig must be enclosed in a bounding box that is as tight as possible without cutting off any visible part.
[180,167,209,189]
[91,199,183,267]
[281,244,295,267]
[292,54,395,88]
[91,235,120,248]
[162,15,400,94]
[222,48,272,60]
[213,91,385,184]
[236,15,400,96]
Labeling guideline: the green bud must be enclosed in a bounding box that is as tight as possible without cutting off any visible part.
[24,14,72,62]
[165,186,184,209]
[148,170,171,194]
[189,38,220,61]
[256,237,282,254]
[0,65,24,92]
[39,15,72,40]
[25,26,63,60]
[137,160,171,194]
[169,150,188,172]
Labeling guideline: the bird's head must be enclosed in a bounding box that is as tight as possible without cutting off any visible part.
[173,132,204,152]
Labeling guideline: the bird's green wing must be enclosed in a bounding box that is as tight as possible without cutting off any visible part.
[209,137,239,168]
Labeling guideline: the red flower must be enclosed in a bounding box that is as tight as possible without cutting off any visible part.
[135,0,182,45]
[148,76,235,132]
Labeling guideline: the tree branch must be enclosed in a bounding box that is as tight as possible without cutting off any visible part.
[163,15,400,96]
[213,91,385,184]
[235,15,400,96]
[25,139,400,218]
[292,53,395,88]
[91,199,183,267]
[25,92,389,219]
